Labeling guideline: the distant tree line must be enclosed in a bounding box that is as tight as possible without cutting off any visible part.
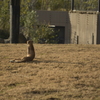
[30,0,98,11]
[74,0,98,11]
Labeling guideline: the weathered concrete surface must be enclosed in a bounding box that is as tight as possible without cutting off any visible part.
[69,12,98,44]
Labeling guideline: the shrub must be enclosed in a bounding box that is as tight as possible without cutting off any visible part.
[23,10,58,43]
[0,30,9,39]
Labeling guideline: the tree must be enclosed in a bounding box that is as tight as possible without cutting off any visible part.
[34,0,71,11]
[74,0,98,10]
[0,0,10,39]
[86,0,98,10]
[23,10,38,39]
[0,0,9,30]
[23,10,57,43]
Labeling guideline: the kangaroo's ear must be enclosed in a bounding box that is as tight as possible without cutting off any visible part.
[27,40,29,44]
[27,40,33,44]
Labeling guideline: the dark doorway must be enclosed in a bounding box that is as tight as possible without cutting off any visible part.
[54,26,65,44]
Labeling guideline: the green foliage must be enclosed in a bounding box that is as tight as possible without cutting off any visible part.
[23,10,57,43]
[34,0,71,11]
[35,24,58,43]
[23,10,38,39]
[74,0,98,10]
[0,0,10,31]
[0,30,9,39]
[50,0,71,11]
[34,0,98,11]
[20,0,31,26]
[86,0,98,10]
[20,1,58,43]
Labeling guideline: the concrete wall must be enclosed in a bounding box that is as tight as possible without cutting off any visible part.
[37,11,69,26]
[36,10,99,44]
[69,12,98,44]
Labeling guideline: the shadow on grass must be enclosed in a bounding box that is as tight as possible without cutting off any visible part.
[24,89,58,95]
[24,89,61,100]
[30,58,69,64]
[30,58,85,66]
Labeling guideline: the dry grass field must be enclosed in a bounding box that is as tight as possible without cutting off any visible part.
[0,44,100,100]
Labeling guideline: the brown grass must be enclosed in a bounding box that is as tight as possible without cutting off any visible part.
[0,44,100,100]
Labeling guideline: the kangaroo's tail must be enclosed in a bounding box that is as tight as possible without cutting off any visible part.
[9,59,25,63]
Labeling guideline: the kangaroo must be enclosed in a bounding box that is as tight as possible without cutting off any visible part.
[10,40,35,63]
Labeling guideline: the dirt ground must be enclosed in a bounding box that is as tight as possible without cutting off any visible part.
[0,44,100,100]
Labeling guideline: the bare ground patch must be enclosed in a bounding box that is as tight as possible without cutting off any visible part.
[0,44,100,100]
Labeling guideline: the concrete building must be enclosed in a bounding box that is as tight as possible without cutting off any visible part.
[36,10,100,44]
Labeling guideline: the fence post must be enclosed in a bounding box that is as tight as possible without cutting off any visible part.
[10,0,20,43]
[71,0,74,10]
[98,0,100,12]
